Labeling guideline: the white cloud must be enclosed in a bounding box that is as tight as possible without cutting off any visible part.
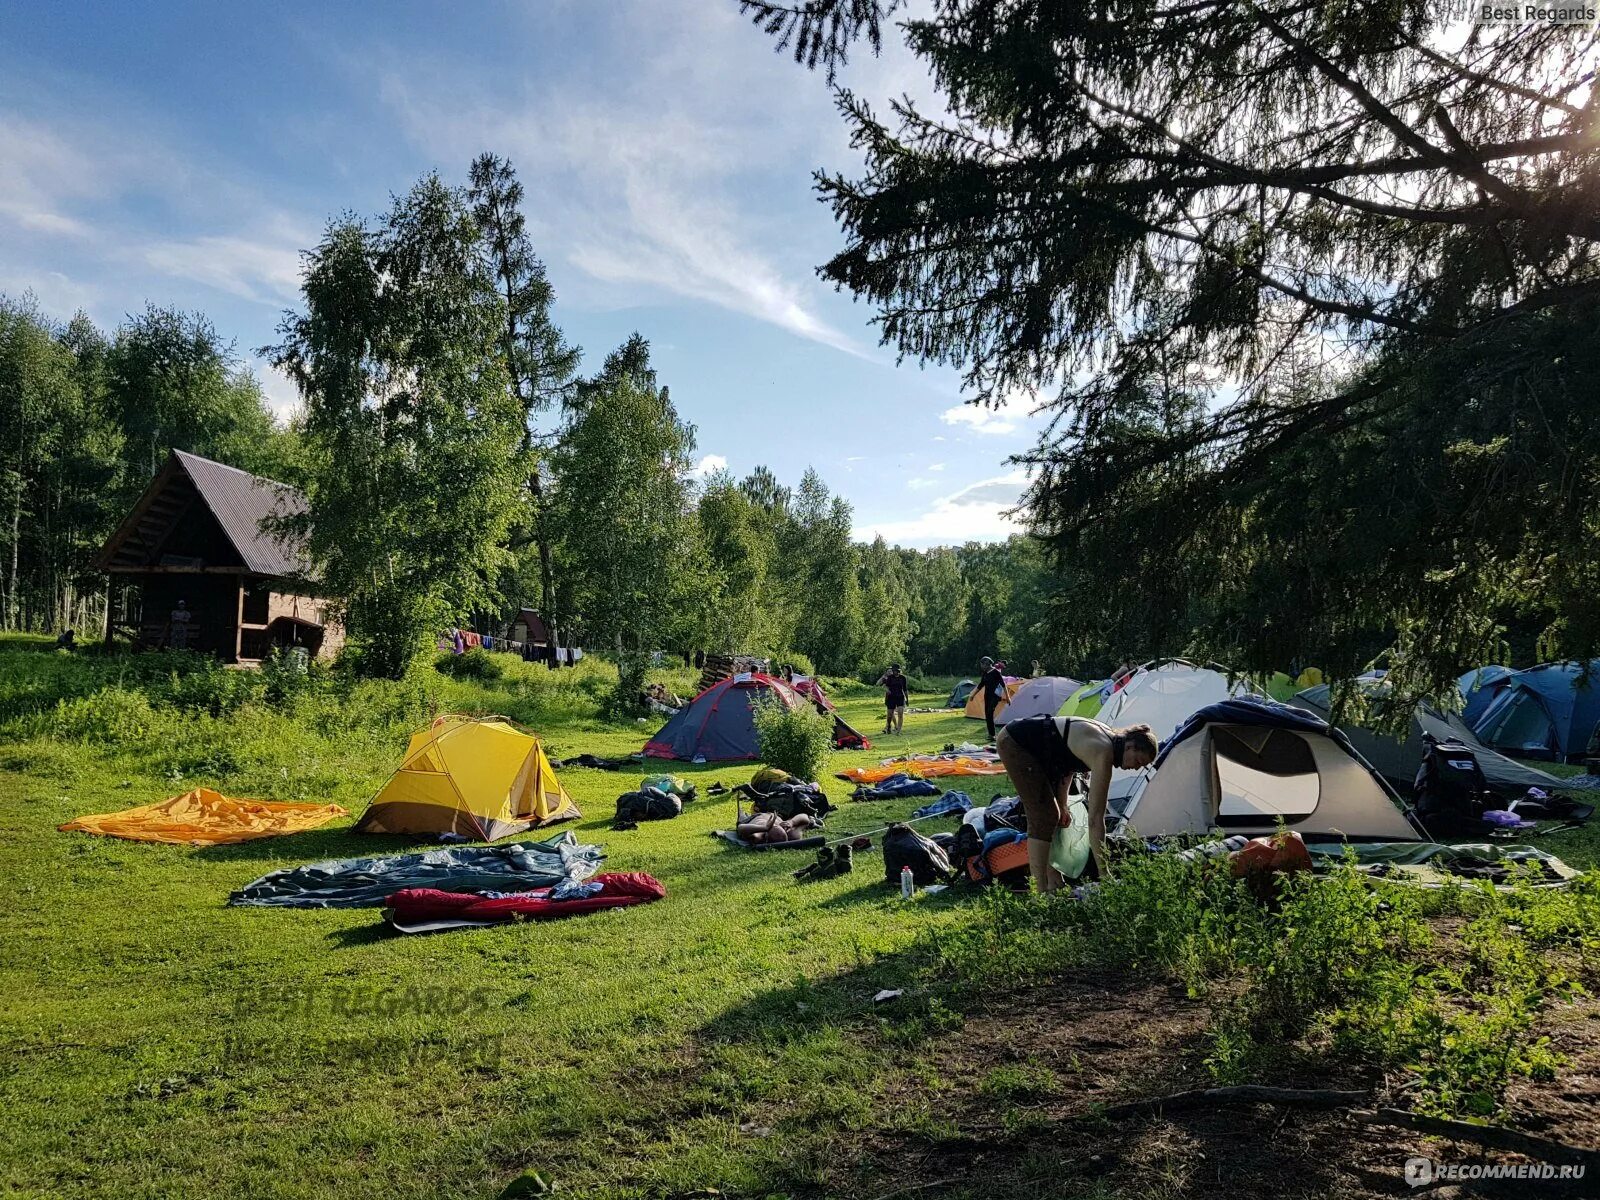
[927,462,946,471]
[691,453,729,479]
[940,403,1021,436]
[371,4,869,357]
[856,470,1030,548]
[141,224,308,307]
[907,477,940,491]
[253,359,302,420]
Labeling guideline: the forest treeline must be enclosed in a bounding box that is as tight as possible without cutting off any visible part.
[0,185,1056,686]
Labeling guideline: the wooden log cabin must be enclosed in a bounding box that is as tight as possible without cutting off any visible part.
[97,450,344,663]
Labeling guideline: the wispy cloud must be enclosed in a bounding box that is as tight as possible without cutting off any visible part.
[941,403,1021,436]
[856,470,1030,547]
[369,5,867,356]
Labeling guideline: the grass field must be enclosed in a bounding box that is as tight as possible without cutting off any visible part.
[0,637,1024,1199]
[5,636,1600,1199]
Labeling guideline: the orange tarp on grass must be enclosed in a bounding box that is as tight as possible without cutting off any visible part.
[59,788,348,846]
[837,756,1008,784]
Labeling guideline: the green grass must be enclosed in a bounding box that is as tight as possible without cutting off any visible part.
[7,634,1600,1199]
[0,636,1011,1199]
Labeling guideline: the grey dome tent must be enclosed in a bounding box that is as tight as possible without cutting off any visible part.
[1288,684,1570,799]
[945,679,976,709]
[1116,697,1422,841]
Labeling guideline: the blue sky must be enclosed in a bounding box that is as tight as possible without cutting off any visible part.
[0,0,1042,546]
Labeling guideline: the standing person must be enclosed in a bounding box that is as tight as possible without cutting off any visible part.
[979,656,1007,742]
[168,600,193,650]
[996,714,1159,891]
[877,664,910,735]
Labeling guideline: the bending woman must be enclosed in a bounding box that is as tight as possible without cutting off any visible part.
[995,715,1158,892]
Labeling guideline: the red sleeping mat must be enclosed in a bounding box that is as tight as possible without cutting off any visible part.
[385,871,665,933]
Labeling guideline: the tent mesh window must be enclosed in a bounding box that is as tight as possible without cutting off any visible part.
[1211,725,1320,825]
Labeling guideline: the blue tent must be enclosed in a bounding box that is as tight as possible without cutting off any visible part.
[1458,665,1513,726]
[643,673,868,762]
[1470,661,1600,762]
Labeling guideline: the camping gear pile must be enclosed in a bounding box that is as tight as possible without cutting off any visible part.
[851,773,941,801]
[59,788,347,846]
[613,774,698,829]
[230,832,603,908]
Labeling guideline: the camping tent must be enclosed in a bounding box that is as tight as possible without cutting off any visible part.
[945,679,976,709]
[964,676,1023,721]
[1064,680,1105,718]
[1289,684,1568,798]
[1096,660,1257,798]
[644,673,866,761]
[1116,697,1422,841]
[997,676,1083,724]
[1458,665,1513,725]
[356,715,579,840]
[1469,661,1600,761]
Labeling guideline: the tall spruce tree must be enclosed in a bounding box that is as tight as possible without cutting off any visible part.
[467,153,580,647]
[746,0,1600,704]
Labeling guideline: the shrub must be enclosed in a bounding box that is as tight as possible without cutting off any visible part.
[434,648,505,681]
[752,696,832,782]
[49,687,169,745]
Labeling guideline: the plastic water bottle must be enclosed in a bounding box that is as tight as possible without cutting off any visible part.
[900,866,914,899]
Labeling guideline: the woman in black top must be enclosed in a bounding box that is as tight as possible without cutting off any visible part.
[877,664,911,734]
[996,714,1158,892]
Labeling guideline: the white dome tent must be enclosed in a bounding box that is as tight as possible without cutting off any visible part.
[997,676,1082,725]
[1097,659,1258,806]
[1113,697,1422,841]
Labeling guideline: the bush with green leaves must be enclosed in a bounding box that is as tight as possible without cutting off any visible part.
[434,648,504,681]
[752,695,832,782]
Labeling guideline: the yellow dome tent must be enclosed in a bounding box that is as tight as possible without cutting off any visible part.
[356,715,579,841]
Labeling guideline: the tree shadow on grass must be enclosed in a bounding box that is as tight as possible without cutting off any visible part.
[682,951,1385,1200]
[191,826,414,865]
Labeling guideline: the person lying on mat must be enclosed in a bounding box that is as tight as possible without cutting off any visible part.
[995,714,1158,892]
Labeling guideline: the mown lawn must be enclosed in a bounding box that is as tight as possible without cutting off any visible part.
[0,637,1019,1199]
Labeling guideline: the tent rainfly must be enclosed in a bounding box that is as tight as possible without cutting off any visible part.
[356,715,579,841]
[1288,684,1570,798]
[645,673,867,761]
[964,677,1023,721]
[1468,661,1600,763]
[1096,659,1257,801]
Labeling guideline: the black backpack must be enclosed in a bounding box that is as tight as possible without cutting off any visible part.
[882,823,954,887]
[1412,737,1495,836]
[749,782,834,821]
[615,787,682,824]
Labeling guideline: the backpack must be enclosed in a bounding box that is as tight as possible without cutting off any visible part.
[1412,737,1495,837]
[615,787,682,824]
[749,782,834,821]
[882,822,954,887]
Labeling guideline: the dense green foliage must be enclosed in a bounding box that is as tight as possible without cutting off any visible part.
[751,694,834,782]
[934,848,1599,1119]
[747,0,1600,707]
